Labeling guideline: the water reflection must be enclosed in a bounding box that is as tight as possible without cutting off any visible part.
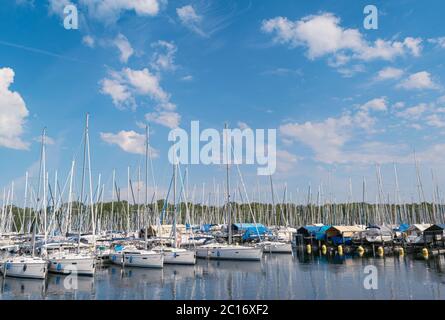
[0,253,445,299]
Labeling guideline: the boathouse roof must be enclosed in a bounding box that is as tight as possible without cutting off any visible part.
[424,224,445,234]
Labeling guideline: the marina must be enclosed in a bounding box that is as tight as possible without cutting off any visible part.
[1,253,445,300]
[1,115,445,300]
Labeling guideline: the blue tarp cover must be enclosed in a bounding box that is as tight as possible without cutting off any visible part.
[232,223,271,241]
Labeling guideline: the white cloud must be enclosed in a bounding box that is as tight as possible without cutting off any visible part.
[100,130,158,156]
[261,13,422,70]
[101,67,181,129]
[359,97,387,112]
[279,113,358,164]
[124,68,168,101]
[397,71,439,90]
[395,103,427,120]
[48,0,72,18]
[79,0,163,23]
[146,111,180,129]
[426,114,445,128]
[176,5,205,37]
[100,76,133,108]
[112,33,134,63]
[428,37,445,48]
[100,67,169,108]
[150,40,177,71]
[375,67,404,81]
[277,103,410,165]
[0,67,29,150]
[82,35,95,48]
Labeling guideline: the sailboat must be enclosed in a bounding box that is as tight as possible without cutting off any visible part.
[260,176,292,254]
[0,214,47,279]
[196,124,262,261]
[0,130,49,280]
[110,126,164,269]
[153,158,195,265]
[47,114,96,276]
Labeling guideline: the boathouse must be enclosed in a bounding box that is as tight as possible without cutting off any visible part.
[423,224,445,244]
[326,225,364,245]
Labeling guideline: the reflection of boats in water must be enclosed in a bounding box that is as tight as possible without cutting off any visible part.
[162,265,201,282]
[197,258,263,274]
[46,274,95,295]
[1,277,45,298]
[108,265,164,284]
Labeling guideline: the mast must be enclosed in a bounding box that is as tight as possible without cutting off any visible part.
[172,159,177,248]
[224,123,232,245]
[78,115,88,253]
[144,126,149,249]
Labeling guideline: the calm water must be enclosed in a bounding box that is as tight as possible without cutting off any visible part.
[1,252,445,300]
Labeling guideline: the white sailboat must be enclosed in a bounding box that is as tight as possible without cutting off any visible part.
[48,114,96,276]
[0,256,48,279]
[196,124,263,261]
[261,240,292,253]
[47,251,96,276]
[0,129,49,280]
[110,246,164,268]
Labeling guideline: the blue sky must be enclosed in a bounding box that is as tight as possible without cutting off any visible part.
[1,0,445,204]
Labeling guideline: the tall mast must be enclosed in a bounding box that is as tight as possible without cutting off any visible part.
[225,123,232,244]
[42,128,47,244]
[172,159,177,248]
[144,126,149,249]
[78,115,88,252]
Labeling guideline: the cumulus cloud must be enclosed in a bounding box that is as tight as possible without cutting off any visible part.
[359,97,388,112]
[150,40,177,71]
[375,67,404,81]
[100,67,168,108]
[176,5,206,37]
[78,0,163,23]
[101,67,181,129]
[278,98,398,165]
[425,114,445,128]
[397,71,439,90]
[261,13,422,72]
[428,37,445,48]
[0,67,29,150]
[145,110,180,129]
[112,33,134,63]
[395,103,427,120]
[100,130,159,156]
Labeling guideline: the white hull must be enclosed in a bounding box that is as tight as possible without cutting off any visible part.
[262,242,293,253]
[159,249,196,265]
[0,258,47,279]
[196,245,262,261]
[110,251,164,268]
[48,255,96,276]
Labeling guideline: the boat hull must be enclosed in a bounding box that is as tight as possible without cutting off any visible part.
[0,261,47,279]
[162,250,196,265]
[48,257,96,276]
[110,252,164,268]
[263,242,293,253]
[196,246,262,261]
